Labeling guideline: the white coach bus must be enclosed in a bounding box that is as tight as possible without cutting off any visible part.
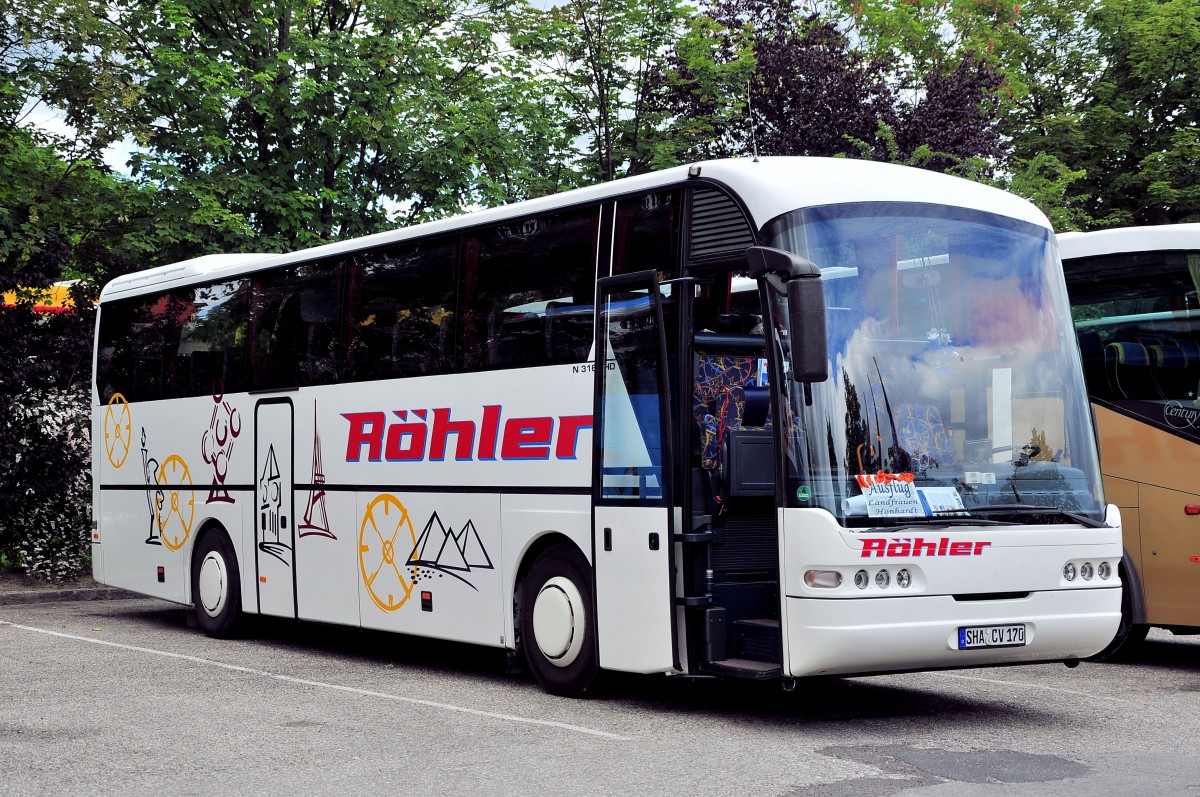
[93,157,1121,696]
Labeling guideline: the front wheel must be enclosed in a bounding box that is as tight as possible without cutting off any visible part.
[519,545,599,697]
[1089,561,1148,661]
[191,529,242,638]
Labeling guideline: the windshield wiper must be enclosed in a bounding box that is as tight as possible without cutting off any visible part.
[963,504,1108,528]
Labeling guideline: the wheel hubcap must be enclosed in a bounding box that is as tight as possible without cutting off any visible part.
[198,551,227,617]
[532,576,585,668]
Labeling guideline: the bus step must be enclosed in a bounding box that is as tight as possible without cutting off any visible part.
[735,618,780,663]
[700,658,782,680]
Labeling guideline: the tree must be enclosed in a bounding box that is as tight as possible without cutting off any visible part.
[43,0,529,258]
[980,0,1200,229]
[0,126,115,577]
[657,0,1005,174]
[0,0,165,577]
[1070,0,1200,226]
[655,12,757,164]
[505,0,692,183]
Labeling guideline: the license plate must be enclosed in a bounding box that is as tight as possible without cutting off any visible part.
[958,623,1027,649]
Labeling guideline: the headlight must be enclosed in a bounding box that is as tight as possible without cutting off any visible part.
[875,569,890,589]
[1063,562,1076,581]
[1080,562,1094,581]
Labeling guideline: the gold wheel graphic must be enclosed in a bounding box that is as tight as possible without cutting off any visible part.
[155,454,195,551]
[103,393,132,468]
[359,494,418,612]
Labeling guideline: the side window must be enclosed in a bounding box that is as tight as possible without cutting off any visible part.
[1068,251,1200,404]
[461,207,599,371]
[251,261,343,390]
[171,280,249,398]
[613,190,680,279]
[346,238,457,382]
[96,293,184,403]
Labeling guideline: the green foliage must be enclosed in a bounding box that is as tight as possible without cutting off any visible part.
[654,12,757,166]
[47,0,532,256]
[505,0,692,182]
[657,1,1005,174]
[1001,152,1093,232]
[1000,0,1200,228]
[3,389,92,582]
[836,0,1023,77]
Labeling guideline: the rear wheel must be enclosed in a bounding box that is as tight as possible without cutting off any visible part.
[519,545,599,697]
[191,529,242,638]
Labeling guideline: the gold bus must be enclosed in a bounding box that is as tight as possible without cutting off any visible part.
[1059,224,1200,657]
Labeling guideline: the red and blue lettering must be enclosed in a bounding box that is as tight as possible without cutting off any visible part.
[343,405,592,463]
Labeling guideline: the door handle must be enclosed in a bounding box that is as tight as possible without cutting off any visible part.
[648,532,659,550]
[604,527,612,552]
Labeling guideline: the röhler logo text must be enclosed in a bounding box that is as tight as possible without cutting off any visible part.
[861,537,992,557]
[343,406,593,463]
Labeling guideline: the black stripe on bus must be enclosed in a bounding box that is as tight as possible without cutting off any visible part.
[100,484,256,492]
[100,483,591,496]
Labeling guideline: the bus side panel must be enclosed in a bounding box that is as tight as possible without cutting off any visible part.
[500,493,592,650]
[294,489,360,627]
[93,392,257,608]
[1094,404,1200,628]
[1094,400,1200,496]
[357,491,504,647]
[1140,483,1200,626]
[91,410,105,584]
[98,489,168,596]
[1102,474,1143,605]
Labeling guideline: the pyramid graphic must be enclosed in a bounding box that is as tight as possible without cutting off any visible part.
[457,521,494,570]
[407,512,493,575]
[408,512,449,567]
[433,526,470,572]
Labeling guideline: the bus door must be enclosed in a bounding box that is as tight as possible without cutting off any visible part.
[254,398,297,618]
[591,272,678,673]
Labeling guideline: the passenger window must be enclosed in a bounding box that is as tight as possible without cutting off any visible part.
[461,208,599,371]
[346,238,457,381]
[171,280,249,398]
[613,190,680,279]
[250,261,343,390]
[96,293,185,403]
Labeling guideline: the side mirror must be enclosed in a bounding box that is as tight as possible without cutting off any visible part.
[787,277,828,383]
[746,246,829,383]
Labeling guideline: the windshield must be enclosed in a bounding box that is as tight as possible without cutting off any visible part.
[762,202,1106,526]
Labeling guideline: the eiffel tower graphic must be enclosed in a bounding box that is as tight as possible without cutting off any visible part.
[299,402,334,539]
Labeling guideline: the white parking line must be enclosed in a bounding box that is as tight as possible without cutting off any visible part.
[0,619,632,741]
[928,671,1130,704]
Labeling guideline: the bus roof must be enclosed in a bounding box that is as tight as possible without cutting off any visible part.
[100,157,1052,302]
[1057,223,1200,260]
